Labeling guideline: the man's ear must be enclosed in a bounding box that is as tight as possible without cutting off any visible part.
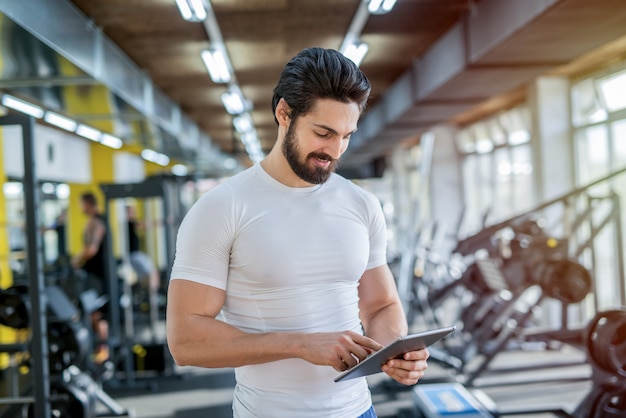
[275,98,291,127]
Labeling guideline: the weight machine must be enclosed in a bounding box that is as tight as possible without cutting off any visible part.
[401,168,626,417]
[401,168,626,387]
[0,114,130,417]
[413,308,626,418]
[98,174,187,390]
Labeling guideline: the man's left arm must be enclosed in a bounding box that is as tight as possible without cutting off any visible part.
[358,264,429,385]
[72,218,105,267]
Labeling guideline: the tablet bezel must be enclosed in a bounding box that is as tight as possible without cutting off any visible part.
[333,325,456,382]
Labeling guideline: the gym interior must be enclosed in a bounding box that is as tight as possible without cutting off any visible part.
[0,0,625,417]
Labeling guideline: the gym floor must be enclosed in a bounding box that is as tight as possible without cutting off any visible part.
[97,342,592,418]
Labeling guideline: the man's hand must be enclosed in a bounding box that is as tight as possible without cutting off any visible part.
[298,330,384,372]
[381,348,429,385]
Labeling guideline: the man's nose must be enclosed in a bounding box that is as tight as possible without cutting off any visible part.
[324,138,345,160]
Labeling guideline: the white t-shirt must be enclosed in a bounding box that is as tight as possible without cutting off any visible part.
[170,163,388,418]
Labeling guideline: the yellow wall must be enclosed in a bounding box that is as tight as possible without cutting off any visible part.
[57,53,118,257]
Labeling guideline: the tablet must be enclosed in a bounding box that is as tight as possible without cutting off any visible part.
[334,325,456,382]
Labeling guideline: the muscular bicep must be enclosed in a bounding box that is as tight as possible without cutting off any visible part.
[167,279,225,320]
[358,264,406,343]
[87,218,105,243]
[166,279,251,367]
[83,219,106,256]
[358,265,400,315]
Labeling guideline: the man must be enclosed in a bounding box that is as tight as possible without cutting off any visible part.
[167,47,429,418]
[72,191,109,364]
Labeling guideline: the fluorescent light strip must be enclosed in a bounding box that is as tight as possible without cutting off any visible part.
[101,133,123,149]
[343,42,369,67]
[44,111,77,132]
[76,124,102,142]
[221,90,246,115]
[141,149,170,166]
[171,164,189,176]
[368,0,397,14]
[201,49,231,83]
[233,114,253,133]
[1,94,44,118]
[175,0,207,21]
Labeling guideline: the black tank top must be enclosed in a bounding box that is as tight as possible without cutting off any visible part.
[83,214,108,281]
[128,220,140,253]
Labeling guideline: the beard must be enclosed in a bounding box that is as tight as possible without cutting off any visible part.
[282,122,338,185]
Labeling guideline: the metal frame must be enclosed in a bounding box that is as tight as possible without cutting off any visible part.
[0,114,50,417]
[99,174,184,388]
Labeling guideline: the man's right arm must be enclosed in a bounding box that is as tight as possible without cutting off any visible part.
[165,279,382,370]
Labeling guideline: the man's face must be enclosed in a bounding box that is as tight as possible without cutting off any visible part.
[281,98,360,185]
[80,200,89,215]
[80,200,95,216]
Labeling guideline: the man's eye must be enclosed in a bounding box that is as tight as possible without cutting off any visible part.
[315,132,330,138]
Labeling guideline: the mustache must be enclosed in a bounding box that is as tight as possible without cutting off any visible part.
[308,152,335,162]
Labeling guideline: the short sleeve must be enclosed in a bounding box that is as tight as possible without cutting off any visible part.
[169,184,236,290]
[365,192,388,271]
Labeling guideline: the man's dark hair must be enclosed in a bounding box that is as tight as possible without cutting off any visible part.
[271,47,371,125]
[81,191,98,207]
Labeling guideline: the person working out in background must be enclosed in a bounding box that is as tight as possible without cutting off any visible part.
[72,191,109,364]
[166,47,429,418]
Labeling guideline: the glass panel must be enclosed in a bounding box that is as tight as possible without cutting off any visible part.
[597,70,626,112]
[612,119,626,169]
[593,211,619,310]
[508,129,531,146]
[490,119,507,146]
[493,148,512,221]
[456,129,475,154]
[502,107,531,145]
[510,144,534,215]
[477,153,494,224]
[609,121,626,292]
[461,155,482,235]
[575,125,609,185]
[571,78,608,127]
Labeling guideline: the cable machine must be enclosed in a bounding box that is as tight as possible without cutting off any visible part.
[99,174,187,388]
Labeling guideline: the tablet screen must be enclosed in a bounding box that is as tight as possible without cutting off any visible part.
[334,325,456,382]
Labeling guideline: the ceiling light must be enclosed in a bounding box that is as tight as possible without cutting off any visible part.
[76,124,102,142]
[44,111,77,132]
[175,0,207,22]
[171,164,189,176]
[1,94,44,118]
[233,114,253,133]
[56,183,70,199]
[3,182,22,198]
[368,0,397,14]
[101,133,123,149]
[201,49,231,83]
[240,131,265,163]
[221,90,246,115]
[141,149,170,166]
[240,131,257,147]
[343,42,369,67]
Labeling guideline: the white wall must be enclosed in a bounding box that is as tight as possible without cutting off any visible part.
[113,151,145,183]
[2,124,91,183]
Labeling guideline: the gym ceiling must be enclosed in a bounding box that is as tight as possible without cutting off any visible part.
[1,0,626,177]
